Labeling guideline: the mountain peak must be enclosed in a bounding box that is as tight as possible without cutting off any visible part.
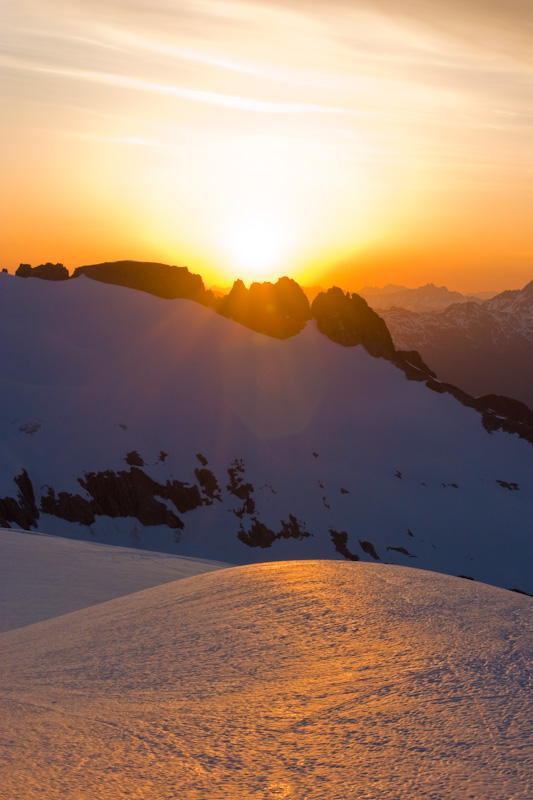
[1,273,532,594]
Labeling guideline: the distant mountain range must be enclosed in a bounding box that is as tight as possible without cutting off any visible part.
[1,265,532,593]
[379,281,533,408]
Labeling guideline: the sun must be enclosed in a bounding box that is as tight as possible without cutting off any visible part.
[225,213,289,284]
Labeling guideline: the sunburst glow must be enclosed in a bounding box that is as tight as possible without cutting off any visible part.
[225,214,289,283]
[1,0,531,292]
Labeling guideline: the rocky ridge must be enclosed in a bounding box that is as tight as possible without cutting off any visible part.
[1,268,532,593]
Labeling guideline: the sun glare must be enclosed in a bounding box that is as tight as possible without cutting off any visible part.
[225,213,289,284]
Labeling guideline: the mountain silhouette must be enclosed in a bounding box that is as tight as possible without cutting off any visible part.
[16,262,69,280]
[73,260,216,306]
[218,276,311,338]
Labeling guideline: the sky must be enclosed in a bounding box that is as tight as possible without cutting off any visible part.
[1,0,532,292]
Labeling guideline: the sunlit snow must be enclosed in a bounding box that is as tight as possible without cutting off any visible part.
[1,560,531,799]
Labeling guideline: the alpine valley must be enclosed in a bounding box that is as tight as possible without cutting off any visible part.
[1,264,532,594]
[377,281,533,408]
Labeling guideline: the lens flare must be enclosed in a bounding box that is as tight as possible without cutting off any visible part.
[225,213,289,283]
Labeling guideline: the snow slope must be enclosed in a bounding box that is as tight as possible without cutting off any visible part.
[0,527,228,632]
[1,273,532,592]
[1,561,531,799]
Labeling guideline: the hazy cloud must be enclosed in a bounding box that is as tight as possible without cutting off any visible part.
[0,54,347,116]
[2,0,531,288]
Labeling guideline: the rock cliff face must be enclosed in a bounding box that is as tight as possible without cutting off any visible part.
[36,462,224,532]
[0,470,39,529]
[0,457,313,553]
[308,288,533,443]
[237,514,310,548]
[311,288,397,360]
[15,262,69,280]
[218,277,311,339]
[73,260,216,306]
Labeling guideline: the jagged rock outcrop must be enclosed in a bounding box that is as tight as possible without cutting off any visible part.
[309,287,521,441]
[124,451,144,467]
[218,277,311,339]
[13,467,206,531]
[72,260,216,306]
[41,487,95,525]
[329,530,360,561]
[359,540,380,560]
[395,350,437,381]
[227,459,256,517]
[0,470,39,529]
[237,514,311,548]
[279,514,310,541]
[311,287,397,360]
[38,463,223,528]
[162,479,203,515]
[424,380,533,444]
[387,546,416,558]
[16,262,69,280]
[78,468,185,529]
[307,287,533,441]
[237,518,277,548]
[194,468,222,504]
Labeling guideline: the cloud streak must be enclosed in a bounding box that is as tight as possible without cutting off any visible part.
[0,55,347,116]
[2,0,531,289]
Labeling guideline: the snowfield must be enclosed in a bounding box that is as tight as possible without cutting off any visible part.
[1,272,532,593]
[1,272,532,797]
[1,559,532,799]
[0,527,228,632]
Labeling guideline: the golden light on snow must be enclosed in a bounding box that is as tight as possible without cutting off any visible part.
[1,562,531,799]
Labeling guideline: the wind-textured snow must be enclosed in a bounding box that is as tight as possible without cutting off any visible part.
[0,527,228,632]
[1,561,531,799]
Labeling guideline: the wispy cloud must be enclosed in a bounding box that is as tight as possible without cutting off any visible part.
[2,0,531,288]
[0,54,347,115]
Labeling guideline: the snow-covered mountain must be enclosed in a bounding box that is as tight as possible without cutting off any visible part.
[1,559,531,799]
[0,271,532,593]
[357,283,494,312]
[382,280,533,408]
[485,279,533,324]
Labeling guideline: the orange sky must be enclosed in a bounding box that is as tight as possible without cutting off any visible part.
[1,0,532,293]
